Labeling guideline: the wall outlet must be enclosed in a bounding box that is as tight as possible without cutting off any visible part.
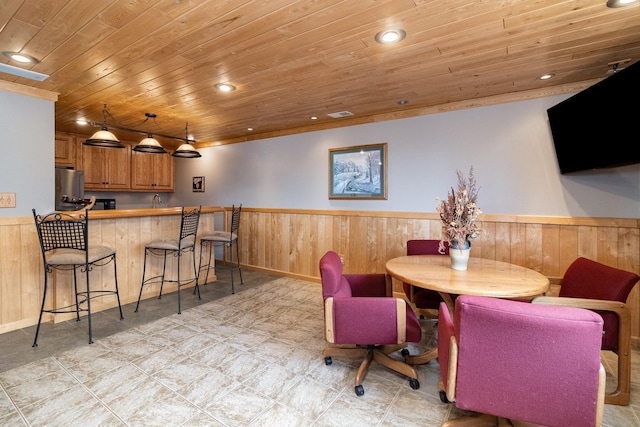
[338,254,345,264]
[0,193,16,208]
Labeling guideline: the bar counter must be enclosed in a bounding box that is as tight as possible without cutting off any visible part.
[87,205,223,219]
[0,206,224,333]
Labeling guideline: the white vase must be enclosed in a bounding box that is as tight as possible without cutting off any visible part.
[450,243,471,271]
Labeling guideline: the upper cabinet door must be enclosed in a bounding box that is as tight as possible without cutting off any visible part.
[131,151,174,192]
[82,144,131,190]
[54,134,76,168]
[152,152,175,192]
[105,145,131,190]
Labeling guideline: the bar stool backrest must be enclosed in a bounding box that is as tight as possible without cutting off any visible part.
[179,206,201,247]
[230,204,241,237]
[33,210,88,255]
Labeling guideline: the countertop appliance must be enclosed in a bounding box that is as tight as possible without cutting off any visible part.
[55,167,88,211]
[94,198,116,210]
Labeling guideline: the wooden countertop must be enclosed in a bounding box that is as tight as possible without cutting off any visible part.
[86,206,224,219]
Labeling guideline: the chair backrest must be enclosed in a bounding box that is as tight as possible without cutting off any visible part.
[407,239,448,255]
[559,257,639,350]
[33,209,88,255]
[404,240,448,307]
[319,251,352,300]
[229,204,242,234]
[446,295,604,427]
[179,206,201,247]
[559,257,639,302]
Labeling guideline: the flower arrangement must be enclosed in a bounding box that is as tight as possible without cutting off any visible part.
[436,167,482,253]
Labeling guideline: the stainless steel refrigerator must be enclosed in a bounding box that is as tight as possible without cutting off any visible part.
[55,167,85,211]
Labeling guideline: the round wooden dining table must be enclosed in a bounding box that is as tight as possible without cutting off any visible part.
[385,254,550,364]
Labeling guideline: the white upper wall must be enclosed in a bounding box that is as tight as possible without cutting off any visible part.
[3,86,636,219]
[172,94,640,219]
[0,89,54,216]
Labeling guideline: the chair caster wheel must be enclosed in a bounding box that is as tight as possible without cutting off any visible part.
[355,385,364,396]
[324,356,332,365]
[439,390,450,403]
[409,378,420,390]
[401,348,410,357]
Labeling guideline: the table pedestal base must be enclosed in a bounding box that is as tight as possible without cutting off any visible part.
[404,346,438,365]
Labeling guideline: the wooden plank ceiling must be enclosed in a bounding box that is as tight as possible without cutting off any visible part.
[1,0,639,148]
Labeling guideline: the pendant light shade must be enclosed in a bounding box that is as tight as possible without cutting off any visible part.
[84,126,126,148]
[84,104,126,148]
[172,122,201,158]
[172,142,201,158]
[133,134,167,153]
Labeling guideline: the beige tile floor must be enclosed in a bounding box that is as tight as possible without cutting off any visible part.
[0,267,639,426]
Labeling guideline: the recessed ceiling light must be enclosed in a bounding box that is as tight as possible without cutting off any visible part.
[538,73,555,80]
[215,83,236,92]
[375,28,406,44]
[607,0,638,8]
[310,116,318,120]
[397,100,409,105]
[2,51,39,64]
[247,127,253,131]
[76,119,88,125]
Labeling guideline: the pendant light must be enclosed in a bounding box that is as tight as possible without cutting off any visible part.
[84,104,126,148]
[132,114,167,153]
[172,123,201,158]
[132,134,167,153]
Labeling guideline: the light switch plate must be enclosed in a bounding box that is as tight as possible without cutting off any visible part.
[0,193,16,208]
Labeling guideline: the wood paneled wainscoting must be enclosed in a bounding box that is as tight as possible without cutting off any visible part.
[231,207,640,345]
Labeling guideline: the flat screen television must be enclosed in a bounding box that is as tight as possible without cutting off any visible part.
[546,60,640,174]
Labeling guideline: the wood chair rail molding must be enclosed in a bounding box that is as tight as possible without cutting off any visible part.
[237,207,639,227]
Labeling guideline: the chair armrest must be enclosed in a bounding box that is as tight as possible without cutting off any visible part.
[437,302,458,402]
[532,295,630,353]
[325,296,408,344]
[344,273,390,297]
[531,296,627,317]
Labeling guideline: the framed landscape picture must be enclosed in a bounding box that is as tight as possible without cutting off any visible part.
[329,143,387,199]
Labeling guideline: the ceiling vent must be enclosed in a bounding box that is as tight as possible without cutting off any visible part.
[327,111,354,118]
[0,63,48,81]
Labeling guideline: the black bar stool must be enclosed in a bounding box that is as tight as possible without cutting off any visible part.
[199,204,243,294]
[135,206,201,314]
[32,208,123,346]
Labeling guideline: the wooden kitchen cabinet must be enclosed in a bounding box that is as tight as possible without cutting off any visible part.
[54,134,77,168]
[131,150,175,192]
[82,143,131,190]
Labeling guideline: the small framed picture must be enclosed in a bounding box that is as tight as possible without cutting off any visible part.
[193,176,205,192]
[329,143,387,199]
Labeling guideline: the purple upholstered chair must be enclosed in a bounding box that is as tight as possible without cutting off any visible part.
[403,239,449,318]
[438,295,605,427]
[533,257,639,405]
[319,250,422,396]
